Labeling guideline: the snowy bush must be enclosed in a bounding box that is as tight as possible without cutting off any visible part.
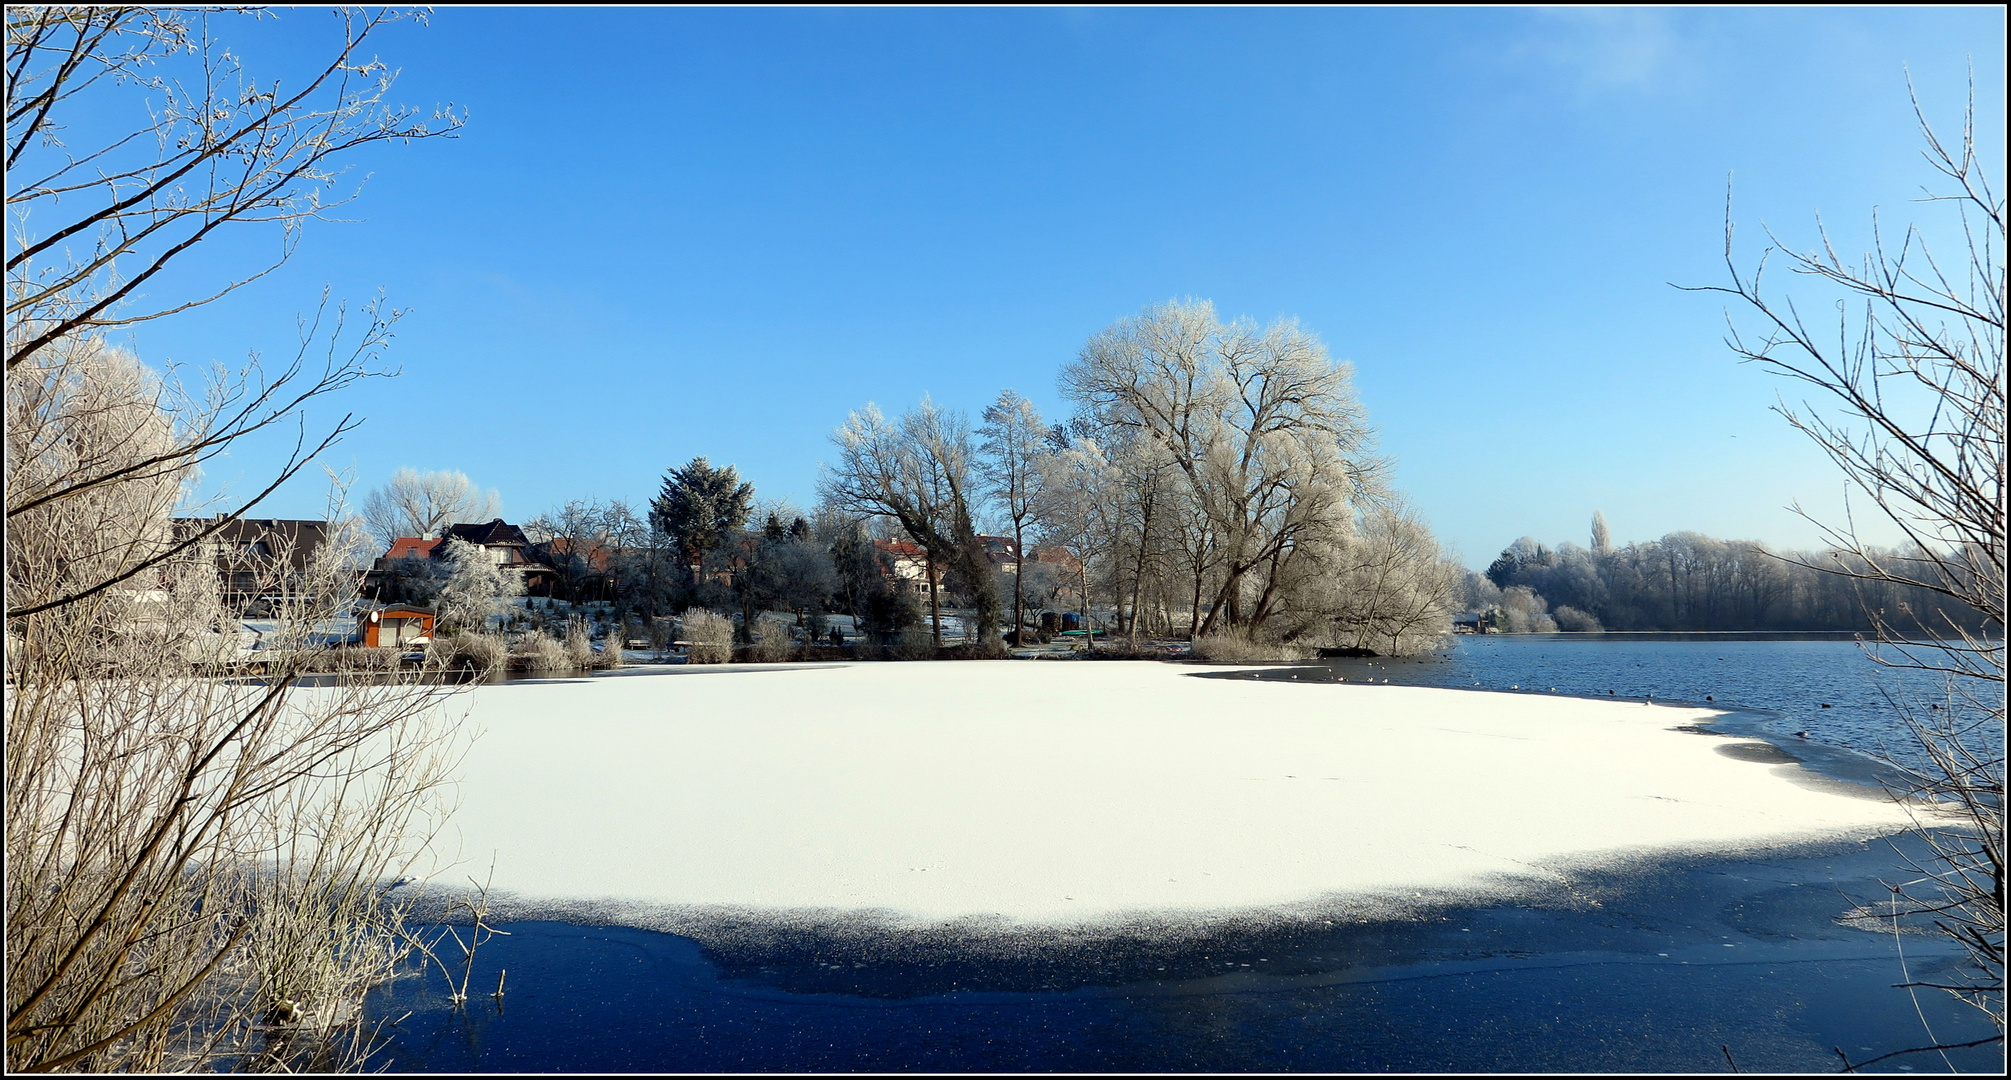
[749,616,797,663]
[1494,586,1557,633]
[1191,628,1308,663]
[681,608,733,664]
[518,632,570,672]
[564,617,595,668]
[1552,605,1603,633]
[325,646,400,672]
[428,631,505,674]
[602,616,626,669]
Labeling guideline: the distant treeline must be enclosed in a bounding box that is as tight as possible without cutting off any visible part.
[1471,519,1999,636]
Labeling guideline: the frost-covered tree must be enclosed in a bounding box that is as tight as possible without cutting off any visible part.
[979,389,1048,643]
[361,468,502,550]
[1061,299,1381,635]
[1034,436,1121,645]
[821,398,994,647]
[1316,502,1464,655]
[1552,605,1603,632]
[434,537,519,633]
[6,10,464,1069]
[1494,585,1557,633]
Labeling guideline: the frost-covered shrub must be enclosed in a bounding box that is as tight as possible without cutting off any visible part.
[1190,628,1308,663]
[564,617,595,668]
[681,608,733,664]
[601,616,625,669]
[1552,605,1603,633]
[749,616,797,663]
[1495,586,1556,633]
[325,646,399,672]
[428,631,505,674]
[517,632,570,672]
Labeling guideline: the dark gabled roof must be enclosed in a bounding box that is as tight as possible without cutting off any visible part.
[441,519,529,548]
[170,516,332,572]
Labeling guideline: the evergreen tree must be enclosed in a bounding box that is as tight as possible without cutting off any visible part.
[649,456,754,584]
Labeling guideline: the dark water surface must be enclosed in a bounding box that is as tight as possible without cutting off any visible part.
[365,635,2005,1073]
[1218,632,1999,778]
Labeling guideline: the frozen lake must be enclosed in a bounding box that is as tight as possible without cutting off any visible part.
[363,636,2000,1072]
[416,658,1917,927]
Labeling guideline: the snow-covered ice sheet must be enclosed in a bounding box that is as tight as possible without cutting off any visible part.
[435,662,1914,926]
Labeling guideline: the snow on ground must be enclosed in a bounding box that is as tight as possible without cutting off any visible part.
[436,662,1915,927]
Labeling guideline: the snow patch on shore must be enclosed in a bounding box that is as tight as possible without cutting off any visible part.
[432,662,1913,927]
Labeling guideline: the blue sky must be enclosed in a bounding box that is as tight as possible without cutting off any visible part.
[111,6,2003,566]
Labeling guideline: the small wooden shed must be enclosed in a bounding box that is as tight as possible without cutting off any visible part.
[362,604,435,649]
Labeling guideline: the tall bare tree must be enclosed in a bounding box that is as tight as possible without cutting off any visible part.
[522,496,644,602]
[5,338,461,1073]
[1061,299,1383,635]
[360,468,502,549]
[1034,434,1122,649]
[6,7,460,622]
[6,10,466,1070]
[822,398,992,647]
[1700,85,2004,1049]
[978,389,1047,644]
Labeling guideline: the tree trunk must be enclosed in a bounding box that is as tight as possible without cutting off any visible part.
[1189,562,1204,639]
[1010,523,1025,647]
[1127,491,1156,652]
[1080,561,1093,654]
[926,548,941,646]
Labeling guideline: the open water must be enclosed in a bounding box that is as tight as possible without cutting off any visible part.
[1217,632,2000,779]
[361,634,2005,1073]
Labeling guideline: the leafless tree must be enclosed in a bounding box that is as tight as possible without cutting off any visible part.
[822,397,992,647]
[1494,585,1557,634]
[521,496,643,602]
[1061,299,1384,636]
[6,7,460,370]
[5,341,462,1072]
[360,468,503,550]
[1314,501,1465,655]
[1696,83,2004,1044]
[7,7,460,622]
[1034,435,1122,649]
[979,389,1047,644]
[5,10,469,1070]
